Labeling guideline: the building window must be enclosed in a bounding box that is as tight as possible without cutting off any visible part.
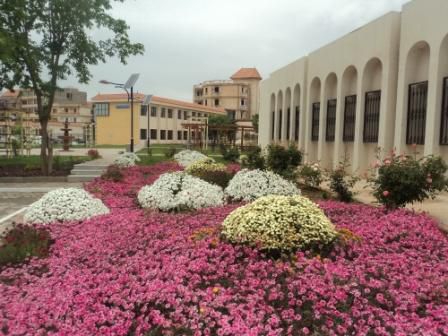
[241,99,246,106]
[278,109,283,140]
[66,93,73,100]
[160,130,166,140]
[363,90,381,143]
[94,103,109,116]
[311,103,320,141]
[167,130,173,140]
[214,87,219,93]
[271,111,275,141]
[205,100,208,106]
[178,110,182,119]
[184,130,188,140]
[343,95,357,142]
[150,129,157,140]
[140,105,148,116]
[294,106,300,142]
[286,107,291,140]
[168,109,173,118]
[441,77,448,145]
[326,99,337,142]
[205,88,208,94]
[407,81,428,145]
[151,107,157,117]
[177,130,182,140]
[161,108,166,118]
[214,99,219,107]
[192,112,196,117]
[140,129,147,140]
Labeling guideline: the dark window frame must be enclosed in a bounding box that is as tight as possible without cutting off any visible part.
[150,129,157,140]
[363,90,381,143]
[406,81,428,145]
[311,102,320,142]
[278,109,283,140]
[441,77,448,145]
[325,99,337,142]
[94,103,109,117]
[167,130,173,140]
[160,130,166,140]
[151,107,157,117]
[343,95,357,142]
[294,106,300,142]
[286,107,291,140]
[140,129,147,140]
[167,109,173,119]
[140,105,148,116]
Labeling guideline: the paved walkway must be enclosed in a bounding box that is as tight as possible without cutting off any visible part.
[353,181,448,233]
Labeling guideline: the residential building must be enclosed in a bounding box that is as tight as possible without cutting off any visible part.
[91,93,226,146]
[193,68,262,121]
[259,0,448,173]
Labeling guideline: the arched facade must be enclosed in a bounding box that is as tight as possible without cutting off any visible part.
[320,73,338,168]
[284,88,292,143]
[276,90,283,142]
[270,94,276,141]
[292,84,301,147]
[307,77,321,162]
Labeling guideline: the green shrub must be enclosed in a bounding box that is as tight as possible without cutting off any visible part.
[101,165,124,182]
[0,224,52,269]
[220,145,240,162]
[186,159,232,188]
[266,144,302,179]
[164,147,178,159]
[329,158,359,203]
[370,152,448,209]
[221,195,338,252]
[298,162,323,189]
[241,146,266,170]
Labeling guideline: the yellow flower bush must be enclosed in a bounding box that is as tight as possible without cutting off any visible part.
[186,158,232,188]
[221,195,338,251]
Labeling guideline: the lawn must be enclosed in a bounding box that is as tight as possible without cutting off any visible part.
[0,161,447,335]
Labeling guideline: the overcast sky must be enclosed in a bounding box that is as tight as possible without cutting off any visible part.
[61,0,410,101]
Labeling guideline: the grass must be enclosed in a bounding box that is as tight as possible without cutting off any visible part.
[0,155,91,168]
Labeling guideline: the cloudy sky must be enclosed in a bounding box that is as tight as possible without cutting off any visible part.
[62,0,410,101]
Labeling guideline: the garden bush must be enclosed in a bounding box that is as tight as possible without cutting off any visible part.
[186,158,232,188]
[329,159,359,203]
[370,152,448,209]
[240,146,266,170]
[225,169,300,202]
[164,147,178,158]
[298,162,323,189]
[222,195,338,251]
[173,150,209,168]
[219,144,240,162]
[114,152,141,167]
[101,165,124,182]
[0,224,52,269]
[87,149,101,159]
[138,172,224,212]
[266,143,302,179]
[24,188,110,224]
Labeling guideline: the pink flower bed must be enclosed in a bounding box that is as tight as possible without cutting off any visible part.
[0,163,447,335]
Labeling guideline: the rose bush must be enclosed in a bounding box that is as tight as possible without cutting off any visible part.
[24,188,110,224]
[173,150,210,168]
[225,169,300,202]
[222,195,338,251]
[138,172,225,212]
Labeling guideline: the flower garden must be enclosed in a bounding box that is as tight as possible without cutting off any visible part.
[0,150,447,335]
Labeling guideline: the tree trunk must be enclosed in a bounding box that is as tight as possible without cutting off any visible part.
[40,119,53,175]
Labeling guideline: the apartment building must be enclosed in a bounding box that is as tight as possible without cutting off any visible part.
[91,93,226,146]
[193,68,262,121]
[259,0,448,173]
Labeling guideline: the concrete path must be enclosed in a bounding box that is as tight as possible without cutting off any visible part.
[353,181,448,233]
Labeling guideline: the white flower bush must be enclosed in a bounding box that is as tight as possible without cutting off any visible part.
[114,152,141,167]
[173,150,211,168]
[138,172,224,212]
[225,169,300,202]
[222,195,338,251]
[24,188,110,224]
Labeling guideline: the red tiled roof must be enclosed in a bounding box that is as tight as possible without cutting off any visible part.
[91,93,226,115]
[230,68,262,80]
[0,90,21,98]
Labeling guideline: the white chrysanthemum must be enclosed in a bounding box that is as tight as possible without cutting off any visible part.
[138,172,224,212]
[222,195,338,251]
[225,169,300,202]
[114,152,141,167]
[173,150,211,168]
[24,188,110,224]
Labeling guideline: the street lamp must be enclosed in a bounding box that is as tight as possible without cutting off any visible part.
[143,95,153,154]
[99,73,140,152]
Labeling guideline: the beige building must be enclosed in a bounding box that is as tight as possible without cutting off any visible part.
[194,68,262,121]
[0,88,92,141]
[259,0,448,173]
[91,93,226,146]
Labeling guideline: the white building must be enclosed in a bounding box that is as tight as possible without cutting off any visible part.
[259,0,448,173]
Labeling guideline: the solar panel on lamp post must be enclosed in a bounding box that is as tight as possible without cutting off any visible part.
[99,74,140,152]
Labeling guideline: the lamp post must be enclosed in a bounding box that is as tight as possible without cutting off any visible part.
[143,95,153,154]
[99,74,140,152]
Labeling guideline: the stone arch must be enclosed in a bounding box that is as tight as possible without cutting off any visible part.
[340,66,358,161]
[277,90,283,141]
[285,87,292,141]
[322,73,338,168]
[270,93,276,141]
[308,77,321,162]
[292,84,301,144]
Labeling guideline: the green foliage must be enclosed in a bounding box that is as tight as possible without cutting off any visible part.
[101,165,124,182]
[208,115,233,126]
[0,0,144,174]
[240,146,266,170]
[251,114,259,133]
[266,144,302,179]
[219,144,240,163]
[186,159,232,188]
[0,224,52,269]
[329,158,359,203]
[298,163,323,189]
[370,152,448,209]
[222,195,338,252]
[164,147,178,159]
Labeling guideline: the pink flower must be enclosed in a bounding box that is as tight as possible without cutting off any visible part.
[383,190,390,197]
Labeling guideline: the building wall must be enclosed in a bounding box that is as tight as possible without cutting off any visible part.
[259,0,448,174]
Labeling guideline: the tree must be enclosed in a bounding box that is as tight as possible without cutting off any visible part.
[0,0,144,174]
[252,114,259,133]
